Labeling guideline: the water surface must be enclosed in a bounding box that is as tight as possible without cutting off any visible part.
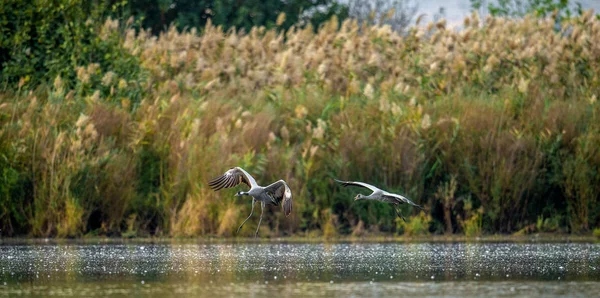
[1,241,600,297]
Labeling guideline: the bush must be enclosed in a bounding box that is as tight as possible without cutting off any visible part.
[463,213,482,237]
[0,0,143,99]
[398,212,431,236]
[458,198,483,237]
[536,215,562,233]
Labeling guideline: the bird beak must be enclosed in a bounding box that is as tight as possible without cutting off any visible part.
[234,193,240,197]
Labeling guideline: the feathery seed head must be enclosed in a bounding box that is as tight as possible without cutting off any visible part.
[276,13,286,26]
[421,114,431,129]
[364,83,374,99]
[295,105,308,119]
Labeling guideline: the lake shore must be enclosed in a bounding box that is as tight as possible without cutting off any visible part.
[1,233,599,244]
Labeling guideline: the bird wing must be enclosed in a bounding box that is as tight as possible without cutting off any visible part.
[264,180,293,217]
[334,179,380,192]
[382,192,424,210]
[208,167,258,191]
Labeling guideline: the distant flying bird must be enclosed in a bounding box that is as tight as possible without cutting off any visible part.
[209,167,293,238]
[335,179,424,222]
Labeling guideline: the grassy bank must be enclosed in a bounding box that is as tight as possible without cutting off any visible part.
[1,12,600,237]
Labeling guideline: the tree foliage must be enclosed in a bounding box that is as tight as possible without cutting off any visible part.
[0,0,344,89]
[0,0,141,90]
[126,0,345,33]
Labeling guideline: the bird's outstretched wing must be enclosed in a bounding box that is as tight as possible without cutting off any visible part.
[208,167,258,191]
[383,192,424,210]
[264,180,293,217]
[334,179,380,192]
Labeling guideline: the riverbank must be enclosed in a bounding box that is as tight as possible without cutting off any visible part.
[2,233,599,245]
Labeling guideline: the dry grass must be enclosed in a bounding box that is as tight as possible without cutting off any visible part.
[1,12,599,237]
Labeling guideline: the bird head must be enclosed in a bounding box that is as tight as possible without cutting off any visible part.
[235,191,244,197]
[354,194,364,201]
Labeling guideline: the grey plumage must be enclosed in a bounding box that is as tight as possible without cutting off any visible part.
[209,167,292,237]
[334,179,424,222]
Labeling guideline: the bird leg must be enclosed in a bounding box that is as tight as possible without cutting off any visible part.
[255,202,265,238]
[237,198,256,235]
[396,208,407,223]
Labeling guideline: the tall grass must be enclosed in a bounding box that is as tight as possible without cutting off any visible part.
[1,12,599,237]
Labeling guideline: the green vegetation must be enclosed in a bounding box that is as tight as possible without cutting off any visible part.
[397,212,432,236]
[1,1,600,238]
[0,0,142,92]
[125,0,348,33]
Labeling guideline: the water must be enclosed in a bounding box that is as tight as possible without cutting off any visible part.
[1,241,600,297]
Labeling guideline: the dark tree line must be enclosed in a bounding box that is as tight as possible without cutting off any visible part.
[119,0,427,34]
[1,0,420,88]
[123,0,349,33]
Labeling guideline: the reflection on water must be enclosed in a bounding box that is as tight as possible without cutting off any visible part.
[1,242,600,297]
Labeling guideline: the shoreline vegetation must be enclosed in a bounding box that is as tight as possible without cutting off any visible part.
[1,234,599,244]
[1,2,600,238]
